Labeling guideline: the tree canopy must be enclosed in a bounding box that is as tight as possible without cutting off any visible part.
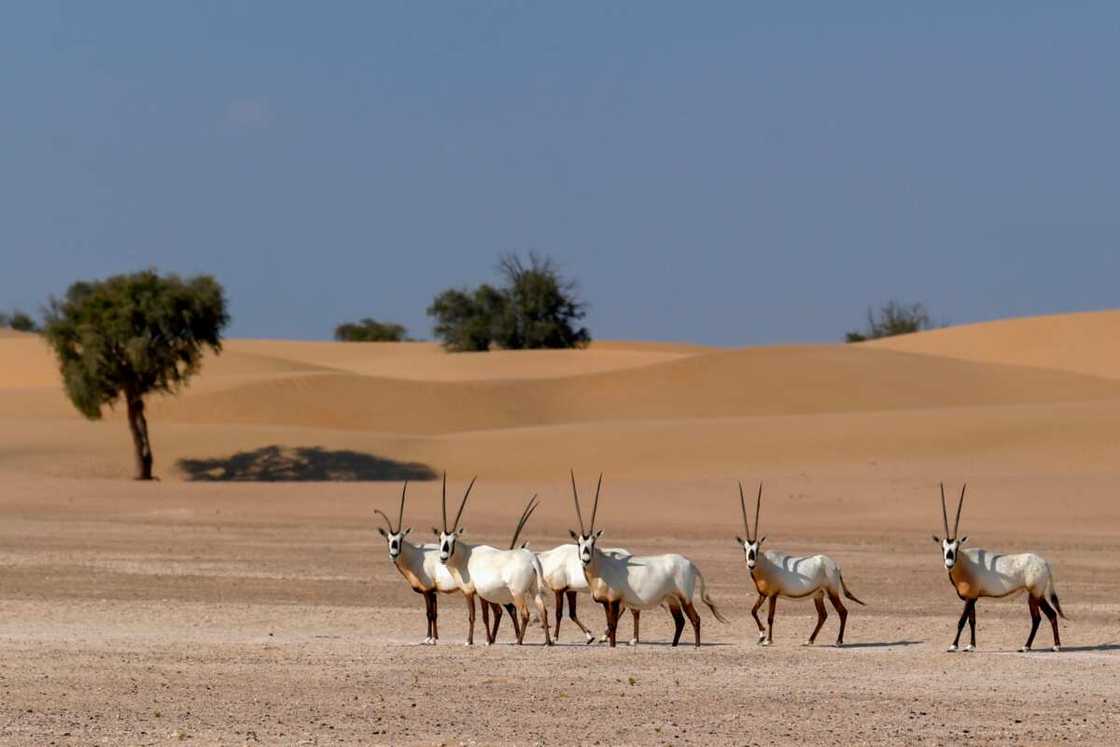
[845,300,934,342]
[334,318,409,342]
[42,270,230,479]
[427,252,590,352]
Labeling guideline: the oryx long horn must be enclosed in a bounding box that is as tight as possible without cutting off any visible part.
[738,481,751,541]
[441,472,448,532]
[397,481,407,531]
[373,509,395,533]
[954,482,966,538]
[754,482,762,539]
[509,494,540,549]
[940,482,950,538]
[452,475,476,532]
[589,473,603,531]
[570,469,586,535]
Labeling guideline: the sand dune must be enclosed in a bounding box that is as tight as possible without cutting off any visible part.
[2,310,1120,481]
[871,309,1120,379]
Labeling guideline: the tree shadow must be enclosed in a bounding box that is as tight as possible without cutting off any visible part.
[177,445,436,482]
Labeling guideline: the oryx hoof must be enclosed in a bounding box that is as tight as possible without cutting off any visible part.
[946,644,958,652]
[1019,645,1030,653]
[628,639,638,647]
[802,640,814,647]
[962,644,975,653]
[761,639,771,647]
[834,641,844,648]
[1052,645,1061,653]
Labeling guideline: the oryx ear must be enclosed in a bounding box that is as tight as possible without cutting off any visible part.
[458,528,465,535]
[377,527,387,538]
[758,536,767,544]
[735,536,744,545]
[594,529,604,539]
[432,527,440,536]
[403,527,412,537]
[569,529,578,540]
[958,536,968,545]
[932,535,942,544]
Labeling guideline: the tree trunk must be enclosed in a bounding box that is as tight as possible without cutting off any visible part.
[126,395,154,480]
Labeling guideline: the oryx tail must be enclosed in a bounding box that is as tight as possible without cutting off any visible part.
[839,571,866,606]
[1046,562,1068,620]
[695,567,729,624]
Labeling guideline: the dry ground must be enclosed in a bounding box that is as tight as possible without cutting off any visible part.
[2,313,1120,744]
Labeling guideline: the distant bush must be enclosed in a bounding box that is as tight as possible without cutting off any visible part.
[334,318,409,342]
[845,300,934,342]
[0,309,39,332]
[427,252,590,352]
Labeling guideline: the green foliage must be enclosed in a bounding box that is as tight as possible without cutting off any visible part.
[42,270,229,479]
[846,300,933,342]
[334,317,408,342]
[0,309,38,332]
[427,252,590,352]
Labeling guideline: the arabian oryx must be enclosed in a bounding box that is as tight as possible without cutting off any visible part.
[735,483,865,647]
[375,481,468,645]
[437,476,553,646]
[569,472,728,647]
[934,483,1066,652]
[533,471,645,644]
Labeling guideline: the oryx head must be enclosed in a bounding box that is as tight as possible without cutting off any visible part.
[735,481,766,569]
[932,482,968,569]
[434,473,475,563]
[568,470,604,566]
[375,482,411,560]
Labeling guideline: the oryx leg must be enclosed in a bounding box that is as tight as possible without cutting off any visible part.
[481,601,493,645]
[566,590,595,643]
[533,593,553,646]
[428,591,440,644]
[683,601,702,648]
[750,595,766,644]
[553,590,565,639]
[966,599,977,650]
[949,599,971,651]
[420,591,432,644]
[629,609,640,646]
[805,593,828,646]
[668,603,686,646]
[763,595,777,646]
[1038,597,1061,651]
[514,599,530,645]
[505,603,522,642]
[465,592,477,646]
[827,592,848,647]
[487,602,503,644]
[606,600,622,647]
[1022,595,1042,652]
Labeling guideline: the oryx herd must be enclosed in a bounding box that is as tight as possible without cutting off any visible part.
[376,473,1067,653]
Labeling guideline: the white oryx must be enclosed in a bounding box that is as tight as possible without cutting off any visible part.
[735,482,865,647]
[933,483,1066,653]
[569,472,728,647]
[533,471,645,644]
[438,476,553,646]
[375,481,467,645]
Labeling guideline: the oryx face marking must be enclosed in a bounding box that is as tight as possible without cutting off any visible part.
[438,530,458,563]
[742,539,761,569]
[573,530,602,566]
[937,537,967,569]
[380,528,410,560]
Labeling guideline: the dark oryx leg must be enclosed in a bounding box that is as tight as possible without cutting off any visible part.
[516,602,531,645]
[421,591,432,643]
[429,591,440,643]
[950,599,970,651]
[668,603,686,646]
[554,590,565,639]
[606,600,622,647]
[629,609,640,646]
[966,599,977,650]
[481,601,492,644]
[683,601,702,648]
[1038,598,1061,650]
[764,595,777,645]
[827,592,848,647]
[505,603,522,642]
[1022,596,1042,651]
[806,593,828,645]
[487,602,503,644]
[750,595,766,644]
[466,592,476,646]
[566,590,595,643]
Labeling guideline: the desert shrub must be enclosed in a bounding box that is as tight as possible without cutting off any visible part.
[334,318,408,342]
[428,252,590,352]
[846,300,933,342]
[0,309,39,332]
[42,270,229,480]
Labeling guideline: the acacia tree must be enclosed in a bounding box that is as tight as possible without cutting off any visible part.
[43,270,229,480]
[334,317,408,342]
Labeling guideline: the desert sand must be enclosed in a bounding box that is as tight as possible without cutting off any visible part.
[2,313,1119,744]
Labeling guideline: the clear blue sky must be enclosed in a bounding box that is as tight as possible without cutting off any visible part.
[3,2,1118,344]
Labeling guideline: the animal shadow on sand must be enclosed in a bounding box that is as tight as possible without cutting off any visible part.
[838,640,924,649]
[177,445,437,482]
[1053,643,1120,653]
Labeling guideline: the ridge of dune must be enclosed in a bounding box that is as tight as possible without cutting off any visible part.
[146,345,1120,435]
[870,309,1120,380]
